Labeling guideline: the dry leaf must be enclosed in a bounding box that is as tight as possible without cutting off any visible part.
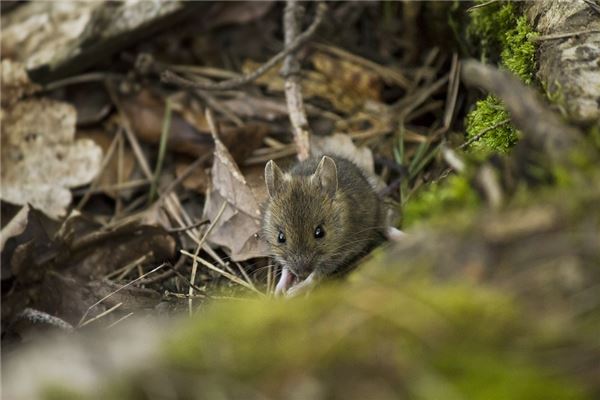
[0,98,103,218]
[311,52,382,102]
[203,134,268,261]
[311,133,375,175]
[120,89,269,162]
[243,50,384,113]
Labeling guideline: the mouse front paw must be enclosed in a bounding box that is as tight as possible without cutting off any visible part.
[285,271,322,298]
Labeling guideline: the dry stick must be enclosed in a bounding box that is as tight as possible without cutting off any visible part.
[467,0,502,12]
[77,263,167,328]
[532,29,600,42]
[459,119,511,150]
[162,192,227,268]
[283,1,322,161]
[105,312,134,329]
[188,200,227,316]
[106,81,225,269]
[79,302,123,328]
[461,60,583,161]
[181,250,265,296]
[162,3,327,91]
[167,219,209,233]
[165,264,206,294]
[105,82,154,178]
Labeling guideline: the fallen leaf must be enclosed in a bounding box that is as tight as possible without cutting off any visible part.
[119,89,269,162]
[311,133,375,175]
[311,52,382,103]
[243,50,384,114]
[1,210,175,329]
[202,133,269,261]
[0,98,103,218]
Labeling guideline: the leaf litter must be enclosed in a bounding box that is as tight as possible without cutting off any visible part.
[2,2,462,342]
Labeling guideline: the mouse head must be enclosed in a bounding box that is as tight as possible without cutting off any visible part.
[262,156,347,279]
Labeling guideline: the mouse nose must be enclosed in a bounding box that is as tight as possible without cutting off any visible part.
[292,258,312,278]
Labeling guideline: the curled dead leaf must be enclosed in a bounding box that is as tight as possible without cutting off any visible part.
[203,133,269,261]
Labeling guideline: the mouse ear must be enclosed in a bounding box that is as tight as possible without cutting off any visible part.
[313,156,338,197]
[265,160,285,198]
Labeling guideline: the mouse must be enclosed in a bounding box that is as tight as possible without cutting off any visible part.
[261,155,387,297]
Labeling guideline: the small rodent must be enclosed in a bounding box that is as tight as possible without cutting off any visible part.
[262,155,386,296]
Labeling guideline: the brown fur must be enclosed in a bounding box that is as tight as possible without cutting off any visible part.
[262,155,385,280]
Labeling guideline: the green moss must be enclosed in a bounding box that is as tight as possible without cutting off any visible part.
[403,175,479,227]
[502,15,538,84]
[467,2,518,63]
[465,2,538,154]
[465,96,518,155]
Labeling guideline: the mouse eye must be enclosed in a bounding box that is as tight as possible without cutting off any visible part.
[277,231,286,244]
[314,225,325,239]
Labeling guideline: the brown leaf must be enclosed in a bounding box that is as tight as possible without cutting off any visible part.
[243,50,384,114]
[119,89,214,158]
[311,133,375,175]
[119,89,269,162]
[203,134,268,261]
[311,52,382,103]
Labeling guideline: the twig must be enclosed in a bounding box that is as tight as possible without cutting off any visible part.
[167,219,210,233]
[79,302,123,328]
[161,3,327,92]
[188,200,227,315]
[283,1,322,161]
[181,250,265,296]
[531,29,600,42]
[459,119,510,149]
[467,0,501,12]
[105,312,134,329]
[167,264,207,294]
[582,0,600,15]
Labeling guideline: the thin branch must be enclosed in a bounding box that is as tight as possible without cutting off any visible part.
[531,28,600,42]
[459,118,510,149]
[283,1,320,161]
[161,3,327,91]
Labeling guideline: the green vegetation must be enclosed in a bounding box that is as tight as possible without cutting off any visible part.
[465,1,538,155]
[403,175,479,228]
